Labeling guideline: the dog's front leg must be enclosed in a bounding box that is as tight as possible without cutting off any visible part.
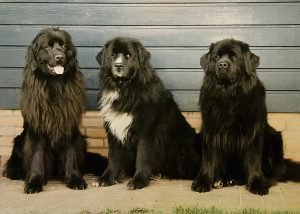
[244,135,269,195]
[191,144,221,192]
[64,136,87,190]
[93,134,127,187]
[24,130,46,194]
[127,137,154,190]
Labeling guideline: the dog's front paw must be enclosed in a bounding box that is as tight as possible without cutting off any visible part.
[127,177,148,190]
[24,173,44,194]
[66,174,87,190]
[191,179,212,193]
[247,177,269,195]
[24,181,43,194]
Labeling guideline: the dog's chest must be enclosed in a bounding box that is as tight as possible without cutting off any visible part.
[99,90,133,143]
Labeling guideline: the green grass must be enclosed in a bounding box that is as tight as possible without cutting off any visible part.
[172,206,300,214]
[173,206,299,214]
[81,206,300,214]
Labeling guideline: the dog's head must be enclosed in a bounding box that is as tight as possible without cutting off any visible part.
[96,37,152,85]
[26,27,77,76]
[200,39,260,86]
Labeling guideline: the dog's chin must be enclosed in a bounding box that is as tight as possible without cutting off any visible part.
[216,74,236,86]
[112,75,131,84]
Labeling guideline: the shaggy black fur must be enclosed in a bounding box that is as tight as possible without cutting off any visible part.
[3,27,107,193]
[94,37,201,190]
[192,39,300,195]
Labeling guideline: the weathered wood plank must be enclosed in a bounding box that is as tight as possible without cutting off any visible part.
[1,89,299,112]
[1,47,299,69]
[0,1,299,113]
[1,68,299,91]
[0,89,20,109]
[1,25,300,47]
[170,91,300,112]
[1,3,299,25]
[158,71,300,91]
[148,48,300,69]
[1,0,298,3]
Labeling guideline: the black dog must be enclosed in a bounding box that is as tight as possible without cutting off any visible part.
[93,37,200,190]
[192,39,287,195]
[3,28,106,193]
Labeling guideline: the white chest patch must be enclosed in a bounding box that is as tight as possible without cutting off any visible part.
[99,90,133,143]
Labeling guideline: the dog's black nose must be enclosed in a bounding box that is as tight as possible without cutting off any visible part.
[55,54,65,62]
[114,63,123,70]
[218,62,228,69]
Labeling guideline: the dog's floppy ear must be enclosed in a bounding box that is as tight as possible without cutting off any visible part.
[65,44,78,71]
[25,33,40,71]
[63,31,78,71]
[132,39,153,84]
[96,40,111,67]
[242,44,260,75]
[133,40,151,66]
[96,49,104,66]
[200,43,214,73]
[200,53,211,72]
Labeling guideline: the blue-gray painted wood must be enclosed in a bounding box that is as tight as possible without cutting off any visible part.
[1,89,299,112]
[1,47,300,69]
[1,68,299,91]
[0,89,20,109]
[1,3,300,25]
[0,1,299,112]
[2,0,300,2]
[1,25,300,47]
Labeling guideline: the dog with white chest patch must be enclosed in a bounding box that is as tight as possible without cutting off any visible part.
[93,37,201,190]
[100,90,133,142]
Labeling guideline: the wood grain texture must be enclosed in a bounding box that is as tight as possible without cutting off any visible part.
[0,1,299,112]
[1,47,300,69]
[1,68,299,91]
[2,0,298,3]
[1,25,300,47]
[1,89,299,112]
[1,3,299,25]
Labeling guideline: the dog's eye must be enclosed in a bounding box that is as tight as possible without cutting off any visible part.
[215,56,220,61]
[232,56,238,60]
[126,54,131,59]
[111,53,116,58]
